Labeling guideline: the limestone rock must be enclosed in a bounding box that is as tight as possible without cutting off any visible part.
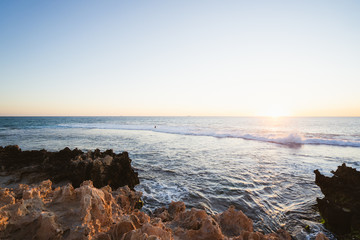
[214,205,253,237]
[264,229,292,240]
[169,207,224,240]
[0,180,143,239]
[0,179,295,240]
[153,201,185,222]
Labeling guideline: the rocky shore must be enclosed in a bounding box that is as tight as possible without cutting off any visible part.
[0,179,331,240]
[0,146,139,190]
[0,146,330,240]
[315,164,360,239]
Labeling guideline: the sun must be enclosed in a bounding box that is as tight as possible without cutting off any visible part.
[258,106,290,117]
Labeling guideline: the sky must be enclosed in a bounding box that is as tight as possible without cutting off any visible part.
[0,0,359,117]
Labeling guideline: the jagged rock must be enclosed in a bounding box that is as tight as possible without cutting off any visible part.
[170,207,224,240]
[110,218,136,239]
[264,229,292,240]
[122,220,173,240]
[0,145,139,190]
[214,205,253,236]
[153,201,185,222]
[315,232,329,240]
[0,180,294,240]
[314,163,360,237]
[0,180,142,239]
[168,201,186,218]
[153,206,171,222]
[0,188,15,208]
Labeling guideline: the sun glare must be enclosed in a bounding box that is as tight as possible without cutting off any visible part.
[259,106,290,118]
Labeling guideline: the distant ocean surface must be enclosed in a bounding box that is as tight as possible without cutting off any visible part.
[1,116,359,239]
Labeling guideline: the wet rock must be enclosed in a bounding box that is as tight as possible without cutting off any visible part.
[315,232,329,240]
[314,163,360,237]
[0,145,139,189]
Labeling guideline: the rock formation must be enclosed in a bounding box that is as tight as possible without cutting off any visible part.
[0,179,309,240]
[0,180,142,239]
[0,146,139,190]
[0,146,330,239]
[315,163,360,238]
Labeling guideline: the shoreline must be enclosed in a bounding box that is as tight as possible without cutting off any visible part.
[0,146,333,240]
[0,179,329,240]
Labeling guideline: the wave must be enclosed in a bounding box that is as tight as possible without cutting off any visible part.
[135,179,189,212]
[241,133,360,148]
[57,123,360,148]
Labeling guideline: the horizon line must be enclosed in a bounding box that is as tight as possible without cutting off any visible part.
[0,115,359,118]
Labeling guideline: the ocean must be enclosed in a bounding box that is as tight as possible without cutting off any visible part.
[1,116,359,239]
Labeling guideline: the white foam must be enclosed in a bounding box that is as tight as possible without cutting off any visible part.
[135,179,189,210]
[240,133,360,147]
[303,138,360,147]
[241,133,303,145]
[57,123,360,148]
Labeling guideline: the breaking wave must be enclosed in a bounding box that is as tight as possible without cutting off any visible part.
[58,123,360,148]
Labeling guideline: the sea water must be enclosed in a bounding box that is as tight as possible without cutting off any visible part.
[1,116,359,239]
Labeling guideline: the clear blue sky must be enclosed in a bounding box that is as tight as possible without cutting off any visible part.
[1,0,359,116]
